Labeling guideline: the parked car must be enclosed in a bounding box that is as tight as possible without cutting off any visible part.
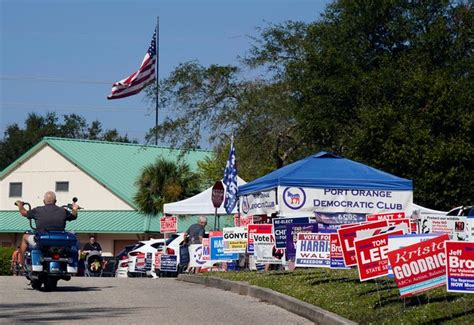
[157,233,186,277]
[127,238,166,277]
[447,205,474,217]
[115,244,140,278]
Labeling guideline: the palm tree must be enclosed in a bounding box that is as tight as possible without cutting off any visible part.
[134,158,200,215]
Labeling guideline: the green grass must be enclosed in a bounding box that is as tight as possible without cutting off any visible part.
[203,268,474,324]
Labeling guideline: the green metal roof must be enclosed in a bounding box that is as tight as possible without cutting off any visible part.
[0,211,235,233]
[0,210,161,234]
[0,137,211,208]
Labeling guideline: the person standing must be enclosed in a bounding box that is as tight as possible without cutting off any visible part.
[82,235,102,254]
[185,216,207,273]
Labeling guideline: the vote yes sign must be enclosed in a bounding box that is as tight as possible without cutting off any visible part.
[337,220,388,266]
[354,230,404,281]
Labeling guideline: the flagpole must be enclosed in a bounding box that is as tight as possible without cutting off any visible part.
[155,16,160,146]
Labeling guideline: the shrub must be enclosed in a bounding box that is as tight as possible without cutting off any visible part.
[0,247,15,275]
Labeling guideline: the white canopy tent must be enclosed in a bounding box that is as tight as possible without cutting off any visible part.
[163,176,246,215]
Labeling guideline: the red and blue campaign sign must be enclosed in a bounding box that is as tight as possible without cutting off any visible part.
[247,224,273,254]
[354,230,404,281]
[286,223,318,260]
[295,233,331,268]
[273,217,310,249]
[330,233,347,269]
[445,241,474,293]
[337,220,388,266]
[387,234,449,298]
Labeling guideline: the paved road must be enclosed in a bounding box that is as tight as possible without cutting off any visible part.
[0,276,312,324]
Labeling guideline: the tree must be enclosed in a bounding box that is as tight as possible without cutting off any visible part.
[0,112,136,170]
[134,158,200,215]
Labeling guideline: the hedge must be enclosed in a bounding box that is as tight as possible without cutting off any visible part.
[0,247,16,275]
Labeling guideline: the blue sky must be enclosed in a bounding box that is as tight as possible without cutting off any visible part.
[0,0,330,148]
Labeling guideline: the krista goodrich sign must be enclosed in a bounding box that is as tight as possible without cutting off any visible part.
[387,234,449,298]
[279,186,413,216]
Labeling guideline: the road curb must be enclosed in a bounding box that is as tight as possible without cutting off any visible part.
[177,274,357,325]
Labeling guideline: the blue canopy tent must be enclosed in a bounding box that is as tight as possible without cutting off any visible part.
[238,152,413,220]
[239,152,412,195]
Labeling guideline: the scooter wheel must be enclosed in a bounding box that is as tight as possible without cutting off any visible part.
[31,279,42,290]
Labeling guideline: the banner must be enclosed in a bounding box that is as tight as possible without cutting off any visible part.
[445,241,474,293]
[330,233,347,269]
[188,244,215,268]
[254,234,283,264]
[273,217,310,249]
[387,234,449,298]
[223,227,248,253]
[354,230,404,281]
[160,255,178,272]
[279,186,413,217]
[286,223,319,260]
[210,236,239,261]
[420,215,471,241]
[160,216,177,233]
[240,190,278,217]
[295,233,331,268]
[314,212,367,225]
[247,224,272,254]
[338,220,388,266]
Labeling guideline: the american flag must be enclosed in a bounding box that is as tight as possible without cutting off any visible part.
[107,31,156,100]
[223,140,238,214]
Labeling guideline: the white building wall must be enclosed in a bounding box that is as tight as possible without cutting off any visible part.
[0,145,133,211]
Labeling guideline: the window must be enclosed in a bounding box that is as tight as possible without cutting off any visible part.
[9,182,22,197]
[56,181,69,192]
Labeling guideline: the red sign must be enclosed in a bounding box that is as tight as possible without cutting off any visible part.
[201,238,210,261]
[160,216,177,233]
[354,230,404,281]
[247,224,273,253]
[211,181,225,208]
[329,234,346,269]
[209,231,223,238]
[366,212,405,222]
[337,220,388,266]
[234,214,253,227]
[387,218,417,233]
[445,241,474,293]
[387,234,449,298]
[154,252,162,269]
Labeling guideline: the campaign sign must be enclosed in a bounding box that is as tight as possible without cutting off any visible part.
[337,220,388,266]
[154,252,162,270]
[273,217,310,249]
[210,236,239,261]
[235,214,253,227]
[254,234,283,264]
[366,212,406,222]
[387,234,449,298]
[286,223,319,260]
[201,238,210,261]
[354,230,404,281]
[160,216,177,233]
[330,233,347,269]
[314,212,367,225]
[247,224,273,254]
[145,252,153,271]
[356,223,408,241]
[420,215,471,241]
[135,252,146,272]
[189,244,215,268]
[445,241,474,293]
[223,227,248,253]
[295,233,331,268]
[160,255,178,272]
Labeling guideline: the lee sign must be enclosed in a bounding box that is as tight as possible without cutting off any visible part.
[160,216,177,233]
[445,241,474,293]
[354,230,404,281]
[337,220,388,266]
[387,234,449,298]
